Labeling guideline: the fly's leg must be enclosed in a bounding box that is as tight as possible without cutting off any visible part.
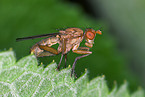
[57,38,67,70]
[71,54,90,77]
[78,47,90,51]
[39,45,59,55]
[57,54,63,70]
[57,54,67,70]
[39,45,63,70]
[37,44,64,71]
[71,48,92,77]
[64,54,67,68]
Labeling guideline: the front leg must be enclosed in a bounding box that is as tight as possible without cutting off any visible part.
[78,47,90,51]
[71,48,92,77]
[73,49,92,55]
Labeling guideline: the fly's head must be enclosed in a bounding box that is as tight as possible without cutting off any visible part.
[84,28,102,48]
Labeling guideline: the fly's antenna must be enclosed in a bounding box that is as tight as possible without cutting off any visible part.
[99,26,103,31]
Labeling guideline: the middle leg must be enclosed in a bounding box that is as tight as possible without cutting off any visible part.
[57,54,64,70]
[64,54,67,68]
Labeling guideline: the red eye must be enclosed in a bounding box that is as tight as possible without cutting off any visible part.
[86,31,95,40]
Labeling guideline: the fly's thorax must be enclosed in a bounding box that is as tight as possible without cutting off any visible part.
[68,36,83,45]
[57,41,72,54]
[65,28,83,34]
[59,28,83,39]
[65,43,73,54]
[58,28,84,54]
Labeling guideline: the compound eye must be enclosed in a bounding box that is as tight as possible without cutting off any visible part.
[86,31,95,40]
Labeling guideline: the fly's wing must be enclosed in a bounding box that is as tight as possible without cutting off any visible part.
[16,33,63,42]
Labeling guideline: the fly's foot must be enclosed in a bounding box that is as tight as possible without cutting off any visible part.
[71,69,77,78]
[56,66,60,71]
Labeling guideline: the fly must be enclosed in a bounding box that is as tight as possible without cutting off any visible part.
[16,28,102,77]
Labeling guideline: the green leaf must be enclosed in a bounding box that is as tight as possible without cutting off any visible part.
[0,50,16,69]
[0,50,144,97]
[108,81,118,97]
[131,88,145,97]
[114,82,130,97]
[81,75,108,97]
[75,71,88,96]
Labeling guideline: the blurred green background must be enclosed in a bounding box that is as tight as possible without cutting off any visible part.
[0,0,144,92]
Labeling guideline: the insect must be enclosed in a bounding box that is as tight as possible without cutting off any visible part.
[16,28,102,77]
